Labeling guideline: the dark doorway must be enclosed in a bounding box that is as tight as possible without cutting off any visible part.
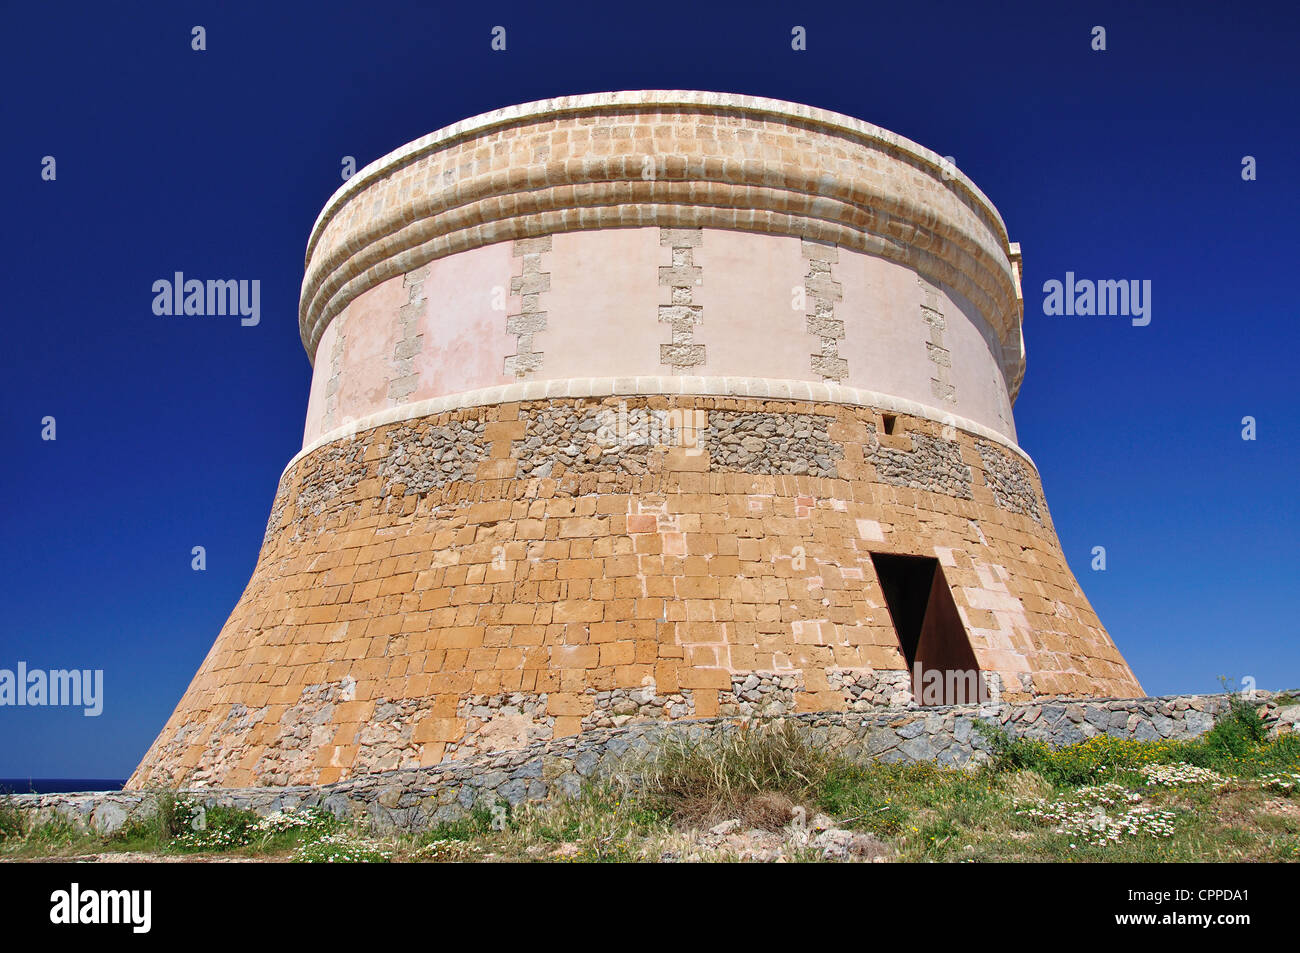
[869,553,982,705]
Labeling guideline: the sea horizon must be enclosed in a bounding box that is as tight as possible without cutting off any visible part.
[0,778,125,795]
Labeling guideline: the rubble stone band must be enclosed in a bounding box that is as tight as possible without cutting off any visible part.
[289,375,1036,480]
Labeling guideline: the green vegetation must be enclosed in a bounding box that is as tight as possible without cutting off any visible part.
[0,798,357,862]
[0,797,26,843]
[3,701,1297,863]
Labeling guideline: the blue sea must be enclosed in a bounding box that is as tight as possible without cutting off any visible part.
[0,779,124,795]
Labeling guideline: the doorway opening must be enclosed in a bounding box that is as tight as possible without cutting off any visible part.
[869,553,983,705]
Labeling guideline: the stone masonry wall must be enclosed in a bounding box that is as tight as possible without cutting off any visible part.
[658,228,706,371]
[24,693,1299,835]
[129,393,1131,789]
[976,440,1043,523]
[868,429,973,499]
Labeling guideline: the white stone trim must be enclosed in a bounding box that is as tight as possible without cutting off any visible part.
[285,377,1035,478]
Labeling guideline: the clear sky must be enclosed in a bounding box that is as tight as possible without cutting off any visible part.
[2,0,1297,778]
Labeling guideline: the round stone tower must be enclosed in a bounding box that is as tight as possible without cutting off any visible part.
[130,92,1141,789]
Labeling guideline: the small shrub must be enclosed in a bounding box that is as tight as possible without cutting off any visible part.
[252,806,337,840]
[976,721,1053,773]
[1016,783,1177,849]
[170,805,337,853]
[419,808,497,845]
[293,832,391,863]
[1139,762,1231,789]
[149,788,197,841]
[1260,772,1300,796]
[982,723,1189,785]
[170,805,259,853]
[1193,696,1268,760]
[0,798,26,842]
[106,817,164,849]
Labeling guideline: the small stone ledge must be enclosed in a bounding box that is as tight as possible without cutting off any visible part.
[13,691,1293,835]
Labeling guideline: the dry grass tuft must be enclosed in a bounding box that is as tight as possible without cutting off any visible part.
[1000,769,1051,803]
[736,791,796,831]
[631,720,830,826]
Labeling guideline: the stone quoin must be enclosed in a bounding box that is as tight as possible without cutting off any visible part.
[130,91,1142,789]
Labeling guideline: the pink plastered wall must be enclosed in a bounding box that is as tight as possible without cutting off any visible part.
[299,227,1020,448]
[302,318,338,445]
[535,229,664,380]
[413,242,515,397]
[837,253,934,407]
[334,276,408,428]
[694,232,821,380]
[940,285,1018,441]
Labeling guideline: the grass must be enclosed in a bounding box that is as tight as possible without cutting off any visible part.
[635,720,828,828]
[0,797,350,862]
[3,701,1297,863]
[0,798,26,843]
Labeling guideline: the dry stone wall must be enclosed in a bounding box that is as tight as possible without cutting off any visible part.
[378,419,488,495]
[868,430,973,499]
[976,440,1043,523]
[707,411,841,477]
[28,692,1298,835]
[516,404,691,478]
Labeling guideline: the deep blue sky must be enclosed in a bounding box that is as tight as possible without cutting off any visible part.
[2,1,1297,778]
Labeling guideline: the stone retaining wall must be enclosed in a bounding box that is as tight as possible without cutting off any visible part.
[15,691,1296,836]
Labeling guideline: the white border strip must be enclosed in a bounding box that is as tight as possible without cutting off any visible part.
[282,377,1034,479]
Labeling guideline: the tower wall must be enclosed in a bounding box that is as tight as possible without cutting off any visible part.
[129,92,1139,789]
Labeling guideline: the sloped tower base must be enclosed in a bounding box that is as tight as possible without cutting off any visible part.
[130,390,1139,788]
